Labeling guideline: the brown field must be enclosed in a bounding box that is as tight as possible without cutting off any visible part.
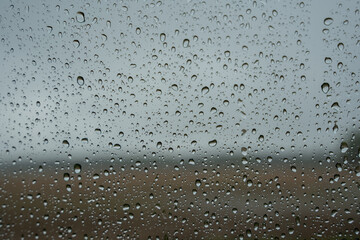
[0,156,359,239]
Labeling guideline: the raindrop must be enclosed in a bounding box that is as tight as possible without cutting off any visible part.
[62,140,69,147]
[324,17,333,26]
[63,173,70,181]
[171,84,178,91]
[73,40,80,48]
[195,179,201,187]
[340,142,348,153]
[160,33,166,42]
[337,42,344,50]
[201,86,209,95]
[77,76,85,86]
[324,57,332,64]
[321,82,330,94]
[123,204,130,211]
[183,39,190,48]
[74,164,82,174]
[76,12,85,23]
[208,139,217,147]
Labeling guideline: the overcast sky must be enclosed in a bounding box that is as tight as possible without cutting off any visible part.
[0,0,359,161]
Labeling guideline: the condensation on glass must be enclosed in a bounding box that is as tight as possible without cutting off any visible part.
[0,0,359,239]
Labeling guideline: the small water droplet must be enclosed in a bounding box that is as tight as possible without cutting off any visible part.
[160,33,166,42]
[63,173,70,181]
[171,84,178,91]
[62,140,69,147]
[208,139,217,147]
[321,82,330,94]
[77,76,84,86]
[73,40,80,48]
[195,179,201,187]
[123,204,130,211]
[74,164,82,174]
[76,12,85,23]
[340,142,348,153]
[324,57,332,64]
[201,86,209,95]
[258,135,264,142]
[183,39,190,48]
[337,42,344,51]
[324,18,333,26]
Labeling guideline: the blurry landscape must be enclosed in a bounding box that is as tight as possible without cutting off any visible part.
[0,132,359,239]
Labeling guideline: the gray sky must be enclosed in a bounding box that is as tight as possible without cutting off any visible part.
[0,0,359,161]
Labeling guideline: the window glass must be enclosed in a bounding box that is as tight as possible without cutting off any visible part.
[0,0,359,239]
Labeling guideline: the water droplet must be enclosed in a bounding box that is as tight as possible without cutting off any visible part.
[62,140,69,147]
[331,102,340,111]
[74,164,82,174]
[324,18,333,26]
[63,173,70,181]
[183,39,190,48]
[160,33,166,42]
[337,62,343,69]
[337,42,344,50]
[208,139,217,147]
[123,204,130,211]
[77,76,84,86]
[171,84,178,91]
[321,82,330,94]
[76,12,85,23]
[201,86,209,95]
[324,57,332,64]
[241,147,248,156]
[340,142,348,153]
[195,179,201,187]
[73,40,80,48]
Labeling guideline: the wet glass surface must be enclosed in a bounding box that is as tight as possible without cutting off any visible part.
[0,0,359,239]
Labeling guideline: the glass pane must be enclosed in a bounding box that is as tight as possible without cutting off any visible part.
[0,0,359,239]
